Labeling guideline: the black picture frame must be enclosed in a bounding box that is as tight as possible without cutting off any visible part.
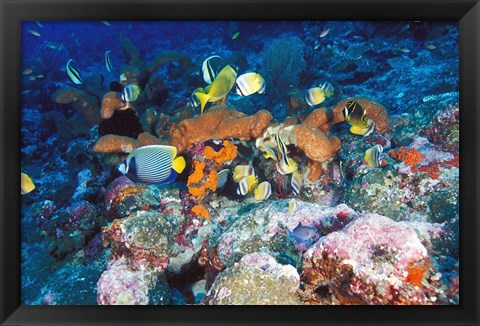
[1,0,479,325]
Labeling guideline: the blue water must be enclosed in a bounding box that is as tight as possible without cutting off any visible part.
[21,21,459,305]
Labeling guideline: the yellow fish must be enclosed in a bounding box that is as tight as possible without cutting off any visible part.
[288,199,298,215]
[233,165,255,183]
[276,157,298,175]
[193,65,237,113]
[254,181,271,201]
[343,100,376,136]
[304,87,326,106]
[260,144,278,161]
[21,173,35,194]
[364,145,386,168]
[235,72,266,96]
[236,175,258,196]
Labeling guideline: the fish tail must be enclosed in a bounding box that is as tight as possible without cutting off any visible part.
[194,91,211,114]
[172,156,186,173]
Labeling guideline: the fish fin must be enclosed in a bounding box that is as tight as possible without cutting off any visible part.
[350,125,369,136]
[162,169,178,184]
[172,156,186,174]
[194,91,211,114]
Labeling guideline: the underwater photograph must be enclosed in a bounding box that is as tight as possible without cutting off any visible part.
[20,20,459,305]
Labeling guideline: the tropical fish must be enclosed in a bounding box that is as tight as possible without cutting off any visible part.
[66,59,83,85]
[288,199,297,215]
[231,31,240,40]
[217,169,230,189]
[190,87,204,108]
[277,156,298,175]
[425,44,436,50]
[342,100,376,136]
[236,175,258,196]
[35,21,44,28]
[122,84,141,106]
[21,90,32,95]
[319,28,330,38]
[290,170,302,195]
[28,76,36,81]
[102,21,111,26]
[399,48,410,53]
[288,223,317,242]
[275,129,289,167]
[48,43,58,49]
[105,50,113,73]
[320,81,334,98]
[235,72,266,96]
[254,181,271,201]
[27,29,41,37]
[21,173,35,194]
[22,69,33,75]
[260,144,278,161]
[364,145,386,168]
[233,165,255,183]
[201,55,226,84]
[194,65,237,113]
[314,41,321,50]
[304,87,326,106]
[35,74,44,79]
[118,145,186,184]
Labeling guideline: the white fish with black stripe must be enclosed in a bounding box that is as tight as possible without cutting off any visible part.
[122,84,141,108]
[66,59,83,85]
[235,72,266,96]
[118,145,186,184]
[201,55,226,84]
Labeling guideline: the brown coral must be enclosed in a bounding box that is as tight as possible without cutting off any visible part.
[100,92,126,119]
[170,104,272,153]
[332,97,390,133]
[294,125,341,164]
[52,87,101,125]
[93,132,163,154]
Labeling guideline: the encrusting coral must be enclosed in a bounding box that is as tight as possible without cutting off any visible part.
[100,91,126,120]
[93,132,163,154]
[52,87,101,125]
[169,104,272,153]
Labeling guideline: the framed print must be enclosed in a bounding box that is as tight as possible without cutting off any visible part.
[1,0,479,325]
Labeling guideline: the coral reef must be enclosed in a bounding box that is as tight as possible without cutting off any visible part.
[170,104,272,153]
[93,132,163,154]
[52,87,101,125]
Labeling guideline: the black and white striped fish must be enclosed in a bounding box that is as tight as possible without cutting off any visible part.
[118,145,186,184]
[105,50,113,73]
[201,55,226,84]
[66,59,83,85]
[122,84,141,103]
[290,170,303,195]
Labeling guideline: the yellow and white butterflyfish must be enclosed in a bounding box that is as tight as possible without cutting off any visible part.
[232,165,255,183]
[21,173,35,195]
[235,72,266,96]
[236,175,258,196]
[253,181,272,201]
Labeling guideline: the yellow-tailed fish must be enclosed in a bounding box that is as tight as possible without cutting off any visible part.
[21,173,35,194]
[254,181,272,201]
[122,84,141,106]
[290,170,302,195]
[261,144,278,161]
[319,28,330,38]
[35,21,44,28]
[217,169,230,189]
[28,30,41,37]
[236,175,258,196]
[304,87,326,106]
[364,145,386,168]
[194,65,237,113]
[66,59,83,85]
[320,81,334,98]
[102,21,111,26]
[118,145,185,184]
[201,55,226,84]
[233,165,255,183]
[235,72,266,96]
[342,100,376,136]
[105,50,113,73]
[288,199,298,215]
[231,31,240,40]
[277,157,298,175]
[23,69,33,75]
